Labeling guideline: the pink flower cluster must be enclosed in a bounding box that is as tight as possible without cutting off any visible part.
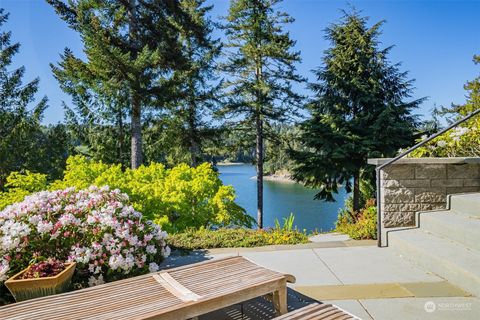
[0,186,169,287]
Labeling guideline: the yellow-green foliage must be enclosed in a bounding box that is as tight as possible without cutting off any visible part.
[409,123,480,158]
[168,227,309,250]
[0,171,48,210]
[0,156,254,232]
[336,199,377,240]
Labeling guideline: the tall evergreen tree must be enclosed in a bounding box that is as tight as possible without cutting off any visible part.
[52,48,131,167]
[221,0,304,228]
[48,0,204,169]
[291,10,421,213]
[161,0,222,167]
[0,9,47,188]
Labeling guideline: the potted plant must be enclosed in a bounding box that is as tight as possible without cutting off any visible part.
[4,258,76,302]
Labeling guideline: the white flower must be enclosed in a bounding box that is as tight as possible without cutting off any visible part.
[108,255,122,271]
[148,262,159,273]
[128,235,139,247]
[450,127,469,141]
[59,213,79,226]
[146,245,157,254]
[1,236,20,251]
[163,246,171,258]
[94,266,102,275]
[28,215,41,225]
[37,221,53,234]
[88,274,105,287]
[155,230,168,241]
[437,140,447,148]
[0,259,10,282]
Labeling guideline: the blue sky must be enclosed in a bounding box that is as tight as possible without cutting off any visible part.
[1,0,479,124]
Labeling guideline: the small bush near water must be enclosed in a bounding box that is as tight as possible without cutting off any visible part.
[336,199,377,240]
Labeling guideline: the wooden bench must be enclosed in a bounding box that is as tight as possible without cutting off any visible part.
[274,303,359,320]
[0,256,295,320]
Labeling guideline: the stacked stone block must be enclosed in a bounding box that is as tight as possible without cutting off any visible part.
[368,158,480,228]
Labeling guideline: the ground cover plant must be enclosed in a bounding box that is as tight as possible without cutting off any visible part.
[168,214,309,250]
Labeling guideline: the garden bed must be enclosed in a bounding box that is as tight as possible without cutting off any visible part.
[167,227,309,250]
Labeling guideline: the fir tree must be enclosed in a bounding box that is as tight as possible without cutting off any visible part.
[161,0,222,167]
[52,48,131,167]
[0,9,49,188]
[48,0,204,168]
[221,0,304,228]
[291,10,422,213]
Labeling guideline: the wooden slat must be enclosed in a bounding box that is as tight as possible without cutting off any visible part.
[153,273,201,302]
[272,303,359,320]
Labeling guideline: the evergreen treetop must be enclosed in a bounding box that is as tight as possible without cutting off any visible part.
[291,9,422,212]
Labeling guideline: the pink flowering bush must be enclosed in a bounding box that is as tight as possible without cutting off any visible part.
[0,186,169,291]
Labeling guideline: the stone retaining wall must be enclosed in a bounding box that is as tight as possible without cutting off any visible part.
[368,158,480,228]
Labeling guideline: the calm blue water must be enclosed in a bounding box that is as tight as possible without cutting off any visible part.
[218,164,349,232]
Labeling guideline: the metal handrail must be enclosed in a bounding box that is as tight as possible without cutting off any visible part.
[376,108,480,247]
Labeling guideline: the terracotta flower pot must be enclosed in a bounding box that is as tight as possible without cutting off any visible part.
[4,262,76,302]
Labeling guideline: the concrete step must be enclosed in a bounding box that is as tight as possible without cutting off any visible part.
[418,210,480,252]
[449,193,480,216]
[389,228,480,297]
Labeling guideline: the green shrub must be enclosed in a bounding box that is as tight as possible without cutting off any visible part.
[409,124,480,158]
[0,171,48,210]
[168,226,309,250]
[336,199,377,240]
[0,156,254,232]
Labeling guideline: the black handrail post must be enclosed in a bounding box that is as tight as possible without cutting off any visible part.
[376,167,382,247]
[376,108,480,247]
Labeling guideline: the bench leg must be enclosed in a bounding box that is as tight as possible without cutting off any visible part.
[272,286,288,316]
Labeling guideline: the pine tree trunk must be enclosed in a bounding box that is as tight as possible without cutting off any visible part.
[253,0,264,229]
[116,107,124,167]
[353,171,361,215]
[188,103,199,167]
[256,113,264,229]
[131,94,142,169]
[128,0,142,169]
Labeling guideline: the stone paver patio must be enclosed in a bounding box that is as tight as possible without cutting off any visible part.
[160,235,480,320]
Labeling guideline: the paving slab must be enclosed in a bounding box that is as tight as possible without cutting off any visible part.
[238,249,342,286]
[296,283,413,300]
[313,246,441,284]
[361,297,480,320]
[403,281,471,298]
[309,232,351,242]
[294,281,470,301]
